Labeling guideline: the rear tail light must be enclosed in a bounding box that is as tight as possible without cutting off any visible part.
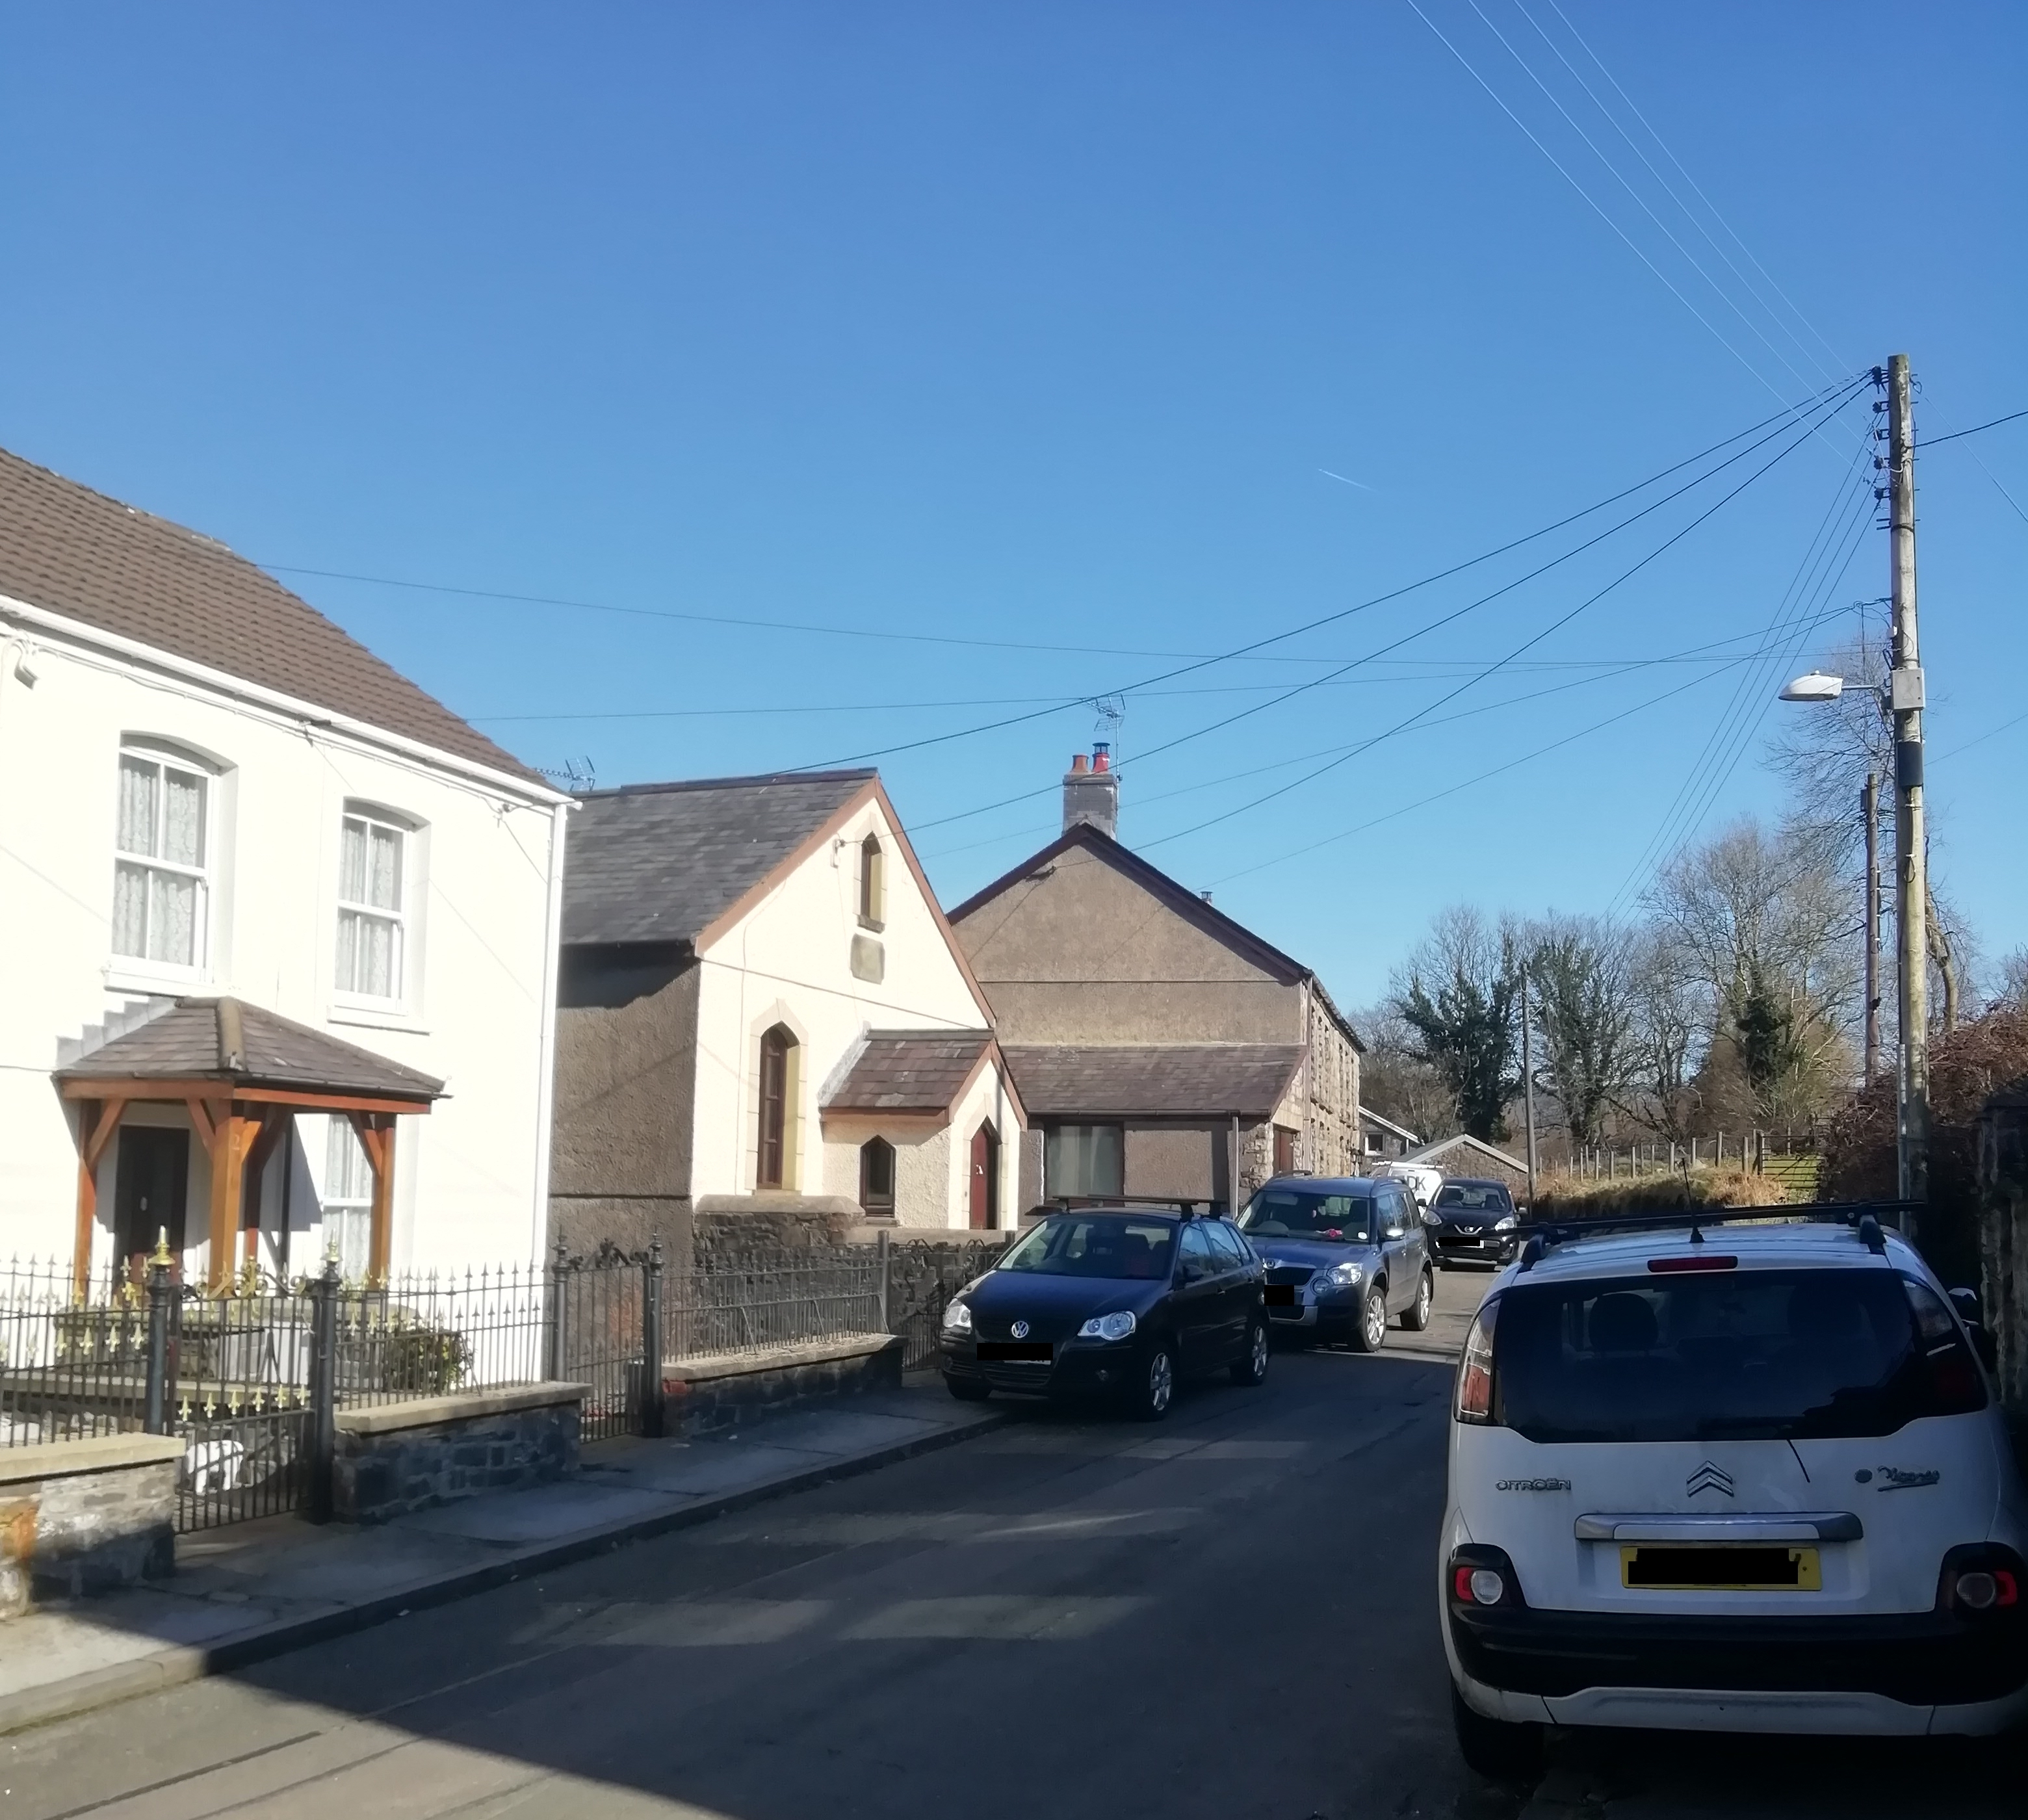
[1448,1546,1525,1610]
[1454,1296,1500,1425]
[1938,1544,2025,1615]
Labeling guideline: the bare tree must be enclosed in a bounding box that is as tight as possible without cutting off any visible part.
[1767,632,1964,1029]
[1524,916,1634,1154]
[1643,816,1860,1127]
[1391,907,1522,1142]
[1351,1004,1457,1141]
[1621,925,1707,1143]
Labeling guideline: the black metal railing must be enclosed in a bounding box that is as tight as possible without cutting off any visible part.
[0,1231,1017,1528]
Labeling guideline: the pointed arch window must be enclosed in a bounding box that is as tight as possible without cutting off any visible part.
[859,1137,896,1220]
[757,1024,799,1189]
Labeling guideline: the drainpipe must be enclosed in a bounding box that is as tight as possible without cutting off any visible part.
[528,800,571,1262]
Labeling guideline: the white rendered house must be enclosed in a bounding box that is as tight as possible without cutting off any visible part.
[550,770,1024,1253]
[0,447,571,1286]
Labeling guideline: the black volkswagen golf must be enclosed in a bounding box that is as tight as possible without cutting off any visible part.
[939,1208,1269,1420]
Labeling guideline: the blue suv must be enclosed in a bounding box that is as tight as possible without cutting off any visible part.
[1238,1175,1435,1351]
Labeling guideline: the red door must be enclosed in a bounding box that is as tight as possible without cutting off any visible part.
[969,1124,1000,1230]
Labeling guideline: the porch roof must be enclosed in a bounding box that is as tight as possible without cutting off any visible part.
[822,1030,998,1116]
[55,996,444,1109]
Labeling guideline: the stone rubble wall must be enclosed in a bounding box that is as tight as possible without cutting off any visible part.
[333,1396,581,1527]
[0,1437,181,1617]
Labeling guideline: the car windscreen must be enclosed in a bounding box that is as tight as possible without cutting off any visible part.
[1435,1184,1507,1211]
[998,1216,1176,1279]
[1239,1190,1374,1243]
[1489,1268,1984,1443]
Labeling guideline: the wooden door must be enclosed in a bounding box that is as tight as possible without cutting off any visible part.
[115,1126,189,1273]
[1273,1125,1295,1176]
[969,1124,1000,1230]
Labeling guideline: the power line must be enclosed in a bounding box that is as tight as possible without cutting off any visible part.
[917,606,1856,863]
[1132,386,1865,852]
[1540,0,1852,380]
[789,378,1864,772]
[913,597,1858,846]
[1405,0,1856,439]
[1923,407,2028,447]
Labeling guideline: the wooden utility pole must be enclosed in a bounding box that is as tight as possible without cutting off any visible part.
[1884,354,1929,1222]
[1520,971,1539,1208]
[1862,771,1881,1085]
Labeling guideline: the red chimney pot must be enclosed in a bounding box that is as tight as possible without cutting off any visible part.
[1069,753,1088,773]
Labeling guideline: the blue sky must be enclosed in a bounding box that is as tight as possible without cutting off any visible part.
[3,3,2022,1009]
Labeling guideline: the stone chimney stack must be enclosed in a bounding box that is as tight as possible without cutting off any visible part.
[1061,742,1119,838]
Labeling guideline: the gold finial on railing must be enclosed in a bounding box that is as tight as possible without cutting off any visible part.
[150,1227,174,1268]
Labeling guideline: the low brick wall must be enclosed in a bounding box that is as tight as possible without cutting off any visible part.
[663,1334,903,1435]
[332,1383,587,1526]
[0,1433,182,1615]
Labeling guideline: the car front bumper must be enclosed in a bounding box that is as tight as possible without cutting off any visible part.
[1264,1288,1359,1330]
[1431,1231,1516,1266]
[939,1336,1145,1397]
[1446,1602,2028,1718]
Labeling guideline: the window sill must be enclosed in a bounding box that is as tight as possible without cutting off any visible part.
[856,916,886,935]
[103,959,207,998]
[328,1000,430,1036]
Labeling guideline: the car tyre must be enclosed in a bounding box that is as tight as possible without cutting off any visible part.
[944,1375,991,1402]
[1349,1283,1388,1353]
[1400,1266,1435,1332]
[1131,1343,1176,1422]
[1450,1682,1542,1783]
[1230,1317,1269,1386]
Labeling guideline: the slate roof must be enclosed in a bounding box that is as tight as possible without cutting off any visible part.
[563,771,876,947]
[822,1030,995,1113]
[0,446,543,786]
[1002,1045,1305,1118]
[56,998,445,1102]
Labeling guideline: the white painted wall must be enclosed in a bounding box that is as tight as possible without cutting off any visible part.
[0,602,569,1279]
[690,794,1019,1228]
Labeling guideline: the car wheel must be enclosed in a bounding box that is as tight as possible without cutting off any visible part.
[1400,1267,1435,1332]
[1348,1283,1388,1353]
[1131,1343,1176,1421]
[1450,1682,1542,1782]
[944,1374,991,1402]
[1229,1317,1269,1387]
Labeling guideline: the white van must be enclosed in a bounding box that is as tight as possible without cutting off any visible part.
[1373,1160,1444,1212]
[1442,1212,2028,1777]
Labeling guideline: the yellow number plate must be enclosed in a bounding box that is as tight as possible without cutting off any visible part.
[1620,1544,1821,1591]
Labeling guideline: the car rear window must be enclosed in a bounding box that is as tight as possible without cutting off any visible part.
[1488,1268,1984,1442]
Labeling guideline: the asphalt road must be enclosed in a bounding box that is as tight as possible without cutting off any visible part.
[8,1270,2024,1820]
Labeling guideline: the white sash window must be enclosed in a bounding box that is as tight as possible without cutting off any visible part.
[336,810,406,999]
[112,748,209,968]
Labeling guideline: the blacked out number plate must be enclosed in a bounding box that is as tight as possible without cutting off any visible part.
[978,1342,1052,1362]
[1264,1286,1297,1307]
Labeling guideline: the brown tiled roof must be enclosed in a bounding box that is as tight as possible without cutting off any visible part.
[0,446,543,786]
[823,1030,994,1114]
[1002,1045,1305,1118]
[57,998,444,1102]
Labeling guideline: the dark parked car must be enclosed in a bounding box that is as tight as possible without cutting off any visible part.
[1237,1176,1433,1351]
[939,1208,1269,1420]
[1426,1177,1520,1269]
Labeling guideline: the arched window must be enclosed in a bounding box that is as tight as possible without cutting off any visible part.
[858,833,885,930]
[757,1024,798,1189]
[859,1137,896,1220]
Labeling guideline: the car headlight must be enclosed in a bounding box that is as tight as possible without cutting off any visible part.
[1493,1214,1518,1231]
[1077,1310,1138,1342]
[1318,1261,1362,1288]
[942,1299,973,1334]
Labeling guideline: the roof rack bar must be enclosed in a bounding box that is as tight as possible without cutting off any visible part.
[1510,1201,1918,1258]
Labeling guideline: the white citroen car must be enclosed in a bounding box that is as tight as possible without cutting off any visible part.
[1441,1212,2028,1778]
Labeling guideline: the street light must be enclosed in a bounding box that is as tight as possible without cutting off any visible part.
[1778,670,1845,703]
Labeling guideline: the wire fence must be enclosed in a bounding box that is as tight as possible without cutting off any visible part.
[0,1233,1011,1529]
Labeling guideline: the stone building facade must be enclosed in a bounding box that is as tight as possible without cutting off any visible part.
[948,748,1361,1216]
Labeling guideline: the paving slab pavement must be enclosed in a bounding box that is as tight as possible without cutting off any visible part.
[0,1377,1002,1737]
